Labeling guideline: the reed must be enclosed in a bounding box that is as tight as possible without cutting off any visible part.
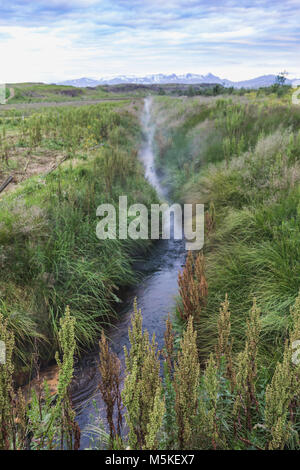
[0,306,78,450]
[98,330,122,444]
[122,299,165,450]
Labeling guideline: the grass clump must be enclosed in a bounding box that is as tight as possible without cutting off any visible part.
[0,306,80,450]
[122,299,164,450]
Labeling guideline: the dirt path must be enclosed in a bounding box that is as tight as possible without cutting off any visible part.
[8,87,15,101]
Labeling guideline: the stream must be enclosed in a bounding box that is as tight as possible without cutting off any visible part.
[71,97,186,448]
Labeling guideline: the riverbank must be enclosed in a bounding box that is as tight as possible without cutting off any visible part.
[152,94,300,368]
[0,100,158,375]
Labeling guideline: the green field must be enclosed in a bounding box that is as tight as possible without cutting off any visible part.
[1,87,300,450]
[5,83,120,104]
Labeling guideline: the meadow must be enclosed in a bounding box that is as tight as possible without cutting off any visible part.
[1,85,300,450]
[5,83,122,104]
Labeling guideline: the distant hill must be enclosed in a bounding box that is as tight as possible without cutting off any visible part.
[56,77,103,87]
[56,73,296,89]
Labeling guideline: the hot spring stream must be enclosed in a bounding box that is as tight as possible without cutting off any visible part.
[71,97,186,448]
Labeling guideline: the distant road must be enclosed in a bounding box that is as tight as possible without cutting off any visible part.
[8,87,15,101]
[0,97,130,110]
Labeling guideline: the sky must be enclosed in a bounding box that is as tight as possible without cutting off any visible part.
[0,0,300,83]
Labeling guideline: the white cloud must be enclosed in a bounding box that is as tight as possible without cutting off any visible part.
[0,0,300,82]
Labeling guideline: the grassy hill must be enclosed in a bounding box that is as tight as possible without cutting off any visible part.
[5,82,126,104]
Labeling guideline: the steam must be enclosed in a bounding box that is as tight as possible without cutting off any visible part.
[140,97,164,197]
[139,97,183,241]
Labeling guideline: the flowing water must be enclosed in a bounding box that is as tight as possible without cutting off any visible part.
[72,97,186,448]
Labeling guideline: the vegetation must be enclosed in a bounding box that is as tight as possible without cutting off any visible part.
[0,101,157,371]
[5,81,292,106]
[153,94,300,369]
[1,289,299,449]
[4,82,192,105]
[5,83,124,104]
[95,279,300,450]
[0,306,79,450]
[1,88,300,450]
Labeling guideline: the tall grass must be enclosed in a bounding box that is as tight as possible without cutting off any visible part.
[0,103,157,370]
[0,306,80,450]
[90,294,300,450]
[1,279,299,449]
[153,95,300,366]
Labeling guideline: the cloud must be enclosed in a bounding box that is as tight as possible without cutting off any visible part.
[0,0,299,82]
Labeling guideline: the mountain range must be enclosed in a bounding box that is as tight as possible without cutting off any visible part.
[56,73,297,89]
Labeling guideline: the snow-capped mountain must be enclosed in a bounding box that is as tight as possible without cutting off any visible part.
[56,73,296,89]
[58,77,102,87]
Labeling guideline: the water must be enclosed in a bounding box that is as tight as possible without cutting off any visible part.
[72,97,186,448]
